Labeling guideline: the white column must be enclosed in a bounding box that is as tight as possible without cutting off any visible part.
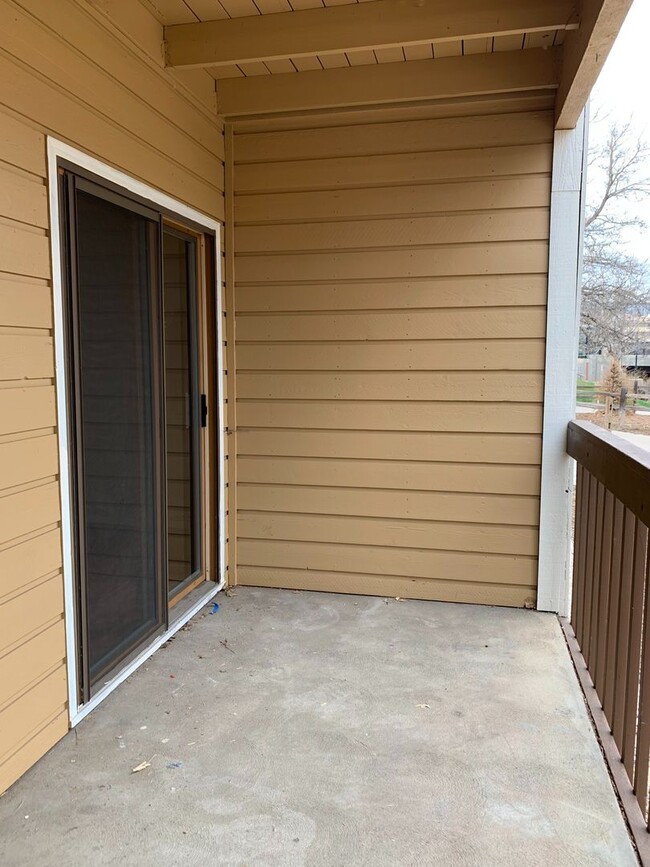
[537,108,588,614]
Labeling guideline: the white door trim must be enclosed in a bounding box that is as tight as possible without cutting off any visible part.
[537,109,588,614]
[46,137,226,724]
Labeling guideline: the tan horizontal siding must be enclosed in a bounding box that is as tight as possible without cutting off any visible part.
[235,111,555,163]
[0,334,54,381]
[0,529,62,601]
[233,102,552,606]
[238,429,542,464]
[235,177,553,223]
[0,621,66,712]
[237,401,543,434]
[237,339,546,372]
[236,275,549,312]
[237,567,535,608]
[237,457,541,496]
[0,219,51,279]
[236,308,547,341]
[238,484,540,526]
[238,512,539,557]
[0,0,225,794]
[236,243,549,283]
[238,539,538,587]
[0,575,64,661]
[233,93,556,135]
[0,435,58,489]
[0,666,68,774]
[0,162,49,227]
[0,386,58,436]
[0,0,224,218]
[235,144,552,193]
[236,371,544,402]
[0,276,52,328]
[236,210,550,252]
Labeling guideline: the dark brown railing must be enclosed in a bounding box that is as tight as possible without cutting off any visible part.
[567,420,650,861]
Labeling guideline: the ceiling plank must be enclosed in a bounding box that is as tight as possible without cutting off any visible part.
[555,0,633,129]
[165,0,578,68]
[216,46,560,116]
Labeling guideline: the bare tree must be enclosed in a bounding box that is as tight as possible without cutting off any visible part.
[581,121,650,357]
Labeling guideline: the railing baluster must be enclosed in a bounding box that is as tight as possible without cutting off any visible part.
[587,481,605,671]
[634,541,650,823]
[581,473,599,659]
[612,508,636,748]
[594,489,614,696]
[622,520,649,781]
[603,499,625,728]
[572,464,586,634]
[577,467,592,645]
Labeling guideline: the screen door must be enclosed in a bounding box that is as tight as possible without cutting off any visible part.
[64,176,165,695]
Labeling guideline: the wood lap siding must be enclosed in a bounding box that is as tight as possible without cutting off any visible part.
[0,0,224,794]
[233,101,553,607]
[0,109,67,794]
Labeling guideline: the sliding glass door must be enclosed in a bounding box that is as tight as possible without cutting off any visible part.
[163,228,203,598]
[61,171,210,701]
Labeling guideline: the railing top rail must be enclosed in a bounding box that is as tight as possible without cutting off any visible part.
[567,420,650,526]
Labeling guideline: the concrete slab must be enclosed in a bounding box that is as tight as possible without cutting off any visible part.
[0,588,638,867]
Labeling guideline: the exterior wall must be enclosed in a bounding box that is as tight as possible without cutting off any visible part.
[232,96,554,608]
[0,0,225,793]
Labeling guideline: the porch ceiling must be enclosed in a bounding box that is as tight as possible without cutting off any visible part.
[147,0,633,127]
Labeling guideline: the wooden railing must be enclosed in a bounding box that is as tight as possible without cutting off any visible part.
[567,420,650,860]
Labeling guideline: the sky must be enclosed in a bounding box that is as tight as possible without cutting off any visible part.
[588,0,650,260]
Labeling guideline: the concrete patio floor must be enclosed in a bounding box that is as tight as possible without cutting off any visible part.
[0,588,638,866]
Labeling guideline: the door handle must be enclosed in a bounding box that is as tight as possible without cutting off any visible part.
[200,393,208,428]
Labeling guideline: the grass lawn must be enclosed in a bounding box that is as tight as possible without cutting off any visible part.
[577,378,598,404]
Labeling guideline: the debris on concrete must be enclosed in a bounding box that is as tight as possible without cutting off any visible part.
[131,760,151,774]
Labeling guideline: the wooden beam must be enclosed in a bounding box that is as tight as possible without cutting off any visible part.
[556,0,634,129]
[216,47,560,117]
[165,0,578,69]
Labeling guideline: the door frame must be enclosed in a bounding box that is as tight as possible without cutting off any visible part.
[162,220,208,608]
[47,137,226,726]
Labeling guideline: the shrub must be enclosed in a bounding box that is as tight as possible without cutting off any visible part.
[601,359,626,395]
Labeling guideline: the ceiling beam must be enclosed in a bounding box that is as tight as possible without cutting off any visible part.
[216,47,560,117]
[555,0,634,129]
[165,0,578,69]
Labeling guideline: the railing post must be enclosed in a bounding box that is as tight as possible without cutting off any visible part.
[537,108,588,615]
